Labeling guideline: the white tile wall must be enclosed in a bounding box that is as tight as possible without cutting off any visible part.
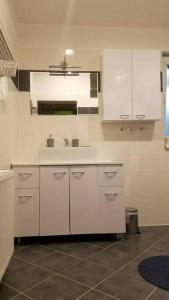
[0,79,17,169]
[13,91,169,226]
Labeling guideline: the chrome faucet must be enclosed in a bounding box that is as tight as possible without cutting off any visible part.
[64,138,70,147]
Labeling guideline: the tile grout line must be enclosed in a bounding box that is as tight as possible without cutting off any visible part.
[76,287,121,300]
[76,231,169,300]
[13,243,118,273]
[144,287,158,300]
[21,273,57,295]
[94,288,121,300]
[38,239,120,259]
[11,230,169,299]
[10,292,34,300]
[1,281,21,295]
[10,255,97,290]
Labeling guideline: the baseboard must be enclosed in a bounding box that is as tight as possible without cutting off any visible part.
[0,247,14,281]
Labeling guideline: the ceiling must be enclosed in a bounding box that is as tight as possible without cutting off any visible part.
[12,0,169,29]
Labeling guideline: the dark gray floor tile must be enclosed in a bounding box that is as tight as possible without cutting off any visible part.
[124,226,169,246]
[97,261,154,300]
[14,245,54,263]
[12,294,32,300]
[58,242,102,259]
[5,256,28,274]
[0,283,18,300]
[35,251,81,273]
[85,240,117,249]
[153,234,169,251]
[141,226,169,234]
[148,288,169,300]
[60,260,112,287]
[39,242,71,251]
[2,264,53,292]
[89,241,147,271]
[80,289,114,299]
[134,247,169,264]
[25,274,89,300]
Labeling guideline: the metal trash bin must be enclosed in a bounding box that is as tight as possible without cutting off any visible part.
[125,207,139,234]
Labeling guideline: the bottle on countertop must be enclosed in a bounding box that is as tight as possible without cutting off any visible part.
[72,138,79,147]
[46,134,54,147]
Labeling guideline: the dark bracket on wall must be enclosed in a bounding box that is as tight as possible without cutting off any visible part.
[160,71,163,92]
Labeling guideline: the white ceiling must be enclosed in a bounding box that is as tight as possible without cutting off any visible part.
[12,0,169,29]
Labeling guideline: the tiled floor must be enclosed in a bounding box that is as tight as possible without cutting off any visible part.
[1,226,169,299]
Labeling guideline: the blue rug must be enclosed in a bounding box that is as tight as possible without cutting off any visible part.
[138,256,169,290]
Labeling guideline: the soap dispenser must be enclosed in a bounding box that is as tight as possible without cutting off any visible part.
[46,134,54,147]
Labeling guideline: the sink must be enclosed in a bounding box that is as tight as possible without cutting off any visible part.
[39,146,97,164]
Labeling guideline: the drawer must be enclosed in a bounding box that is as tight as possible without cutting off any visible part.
[15,189,39,237]
[98,187,125,233]
[98,166,123,187]
[13,167,39,188]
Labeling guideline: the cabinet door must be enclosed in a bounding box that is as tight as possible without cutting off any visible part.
[40,167,69,236]
[15,189,39,237]
[98,187,125,233]
[70,166,98,234]
[102,49,132,121]
[132,50,161,120]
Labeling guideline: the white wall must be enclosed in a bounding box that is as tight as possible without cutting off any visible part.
[0,79,17,169]
[13,24,169,226]
[0,0,18,169]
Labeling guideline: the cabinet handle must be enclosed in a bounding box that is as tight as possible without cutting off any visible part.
[18,195,32,198]
[18,195,32,203]
[120,114,130,119]
[105,193,118,199]
[19,172,33,175]
[72,171,85,174]
[53,171,66,175]
[104,171,117,174]
[135,114,146,119]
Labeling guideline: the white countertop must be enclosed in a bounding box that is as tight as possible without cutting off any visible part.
[12,161,123,166]
[0,170,14,182]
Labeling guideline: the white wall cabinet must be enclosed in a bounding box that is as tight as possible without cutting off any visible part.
[70,166,98,234]
[102,49,132,121]
[132,50,161,120]
[13,166,40,237]
[40,167,69,236]
[102,49,161,121]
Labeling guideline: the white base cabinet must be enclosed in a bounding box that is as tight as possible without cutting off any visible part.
[13,166,40,237]
[40,167,69,236]
[70,166,98,234]
[15,189,39,237]
[98,187,125,233]
[13,164,125,237]
[40,164,125,235]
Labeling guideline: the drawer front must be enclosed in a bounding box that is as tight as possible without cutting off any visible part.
[98,187,125,233]
[15,189,39,237]
[13,167,39,188]
[98,166,123,187]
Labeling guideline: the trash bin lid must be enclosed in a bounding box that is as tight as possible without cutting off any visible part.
[125,207,138,213]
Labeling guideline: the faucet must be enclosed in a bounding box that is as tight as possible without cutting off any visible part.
[64,138,70,147]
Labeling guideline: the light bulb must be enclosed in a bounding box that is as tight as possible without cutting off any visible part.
[65,49,74,56]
